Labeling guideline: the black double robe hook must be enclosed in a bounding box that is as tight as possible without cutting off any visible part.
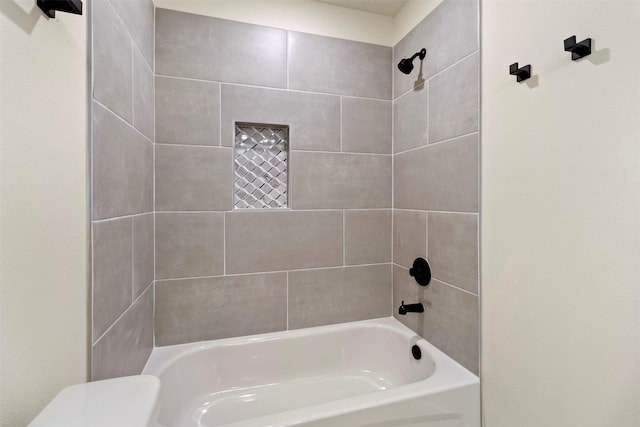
[509,62,531,82]
[564,35,592,60]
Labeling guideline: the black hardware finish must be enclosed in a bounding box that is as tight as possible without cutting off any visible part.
[399,301,425,316]
[564,35,592,60]
[397,48,427,75]
[509,62,531,82]
[37,0,83,18]
[409,257,431,287]
[412,345,422,360]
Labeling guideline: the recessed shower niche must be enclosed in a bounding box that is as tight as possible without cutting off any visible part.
[234,123,289,209]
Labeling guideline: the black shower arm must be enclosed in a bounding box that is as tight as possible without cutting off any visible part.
[409,48,427,62]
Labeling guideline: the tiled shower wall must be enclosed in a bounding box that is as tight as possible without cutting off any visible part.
[89,0,480,379]
[91,0,155,379]
[392,0,480,374]
[153,9,394,346]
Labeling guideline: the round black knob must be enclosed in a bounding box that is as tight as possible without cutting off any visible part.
[410,258,431,287]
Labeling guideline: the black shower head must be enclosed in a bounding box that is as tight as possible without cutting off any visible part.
[397,48,426,75]
[397,58,415,74]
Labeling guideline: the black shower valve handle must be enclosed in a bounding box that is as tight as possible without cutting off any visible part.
[409,258,431,287]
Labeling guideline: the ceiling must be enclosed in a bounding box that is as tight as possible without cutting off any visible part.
[313,0,409,17]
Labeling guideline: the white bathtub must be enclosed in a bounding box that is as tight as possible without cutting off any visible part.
[143,317,480,427]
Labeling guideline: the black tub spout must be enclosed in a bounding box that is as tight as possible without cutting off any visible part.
[398,301,424,315]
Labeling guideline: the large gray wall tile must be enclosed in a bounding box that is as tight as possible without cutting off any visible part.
[393,83,429,153]
[156,77,220,146]
[394,133,478,212]
[133,213,154,299]
[133,47,154,140]
[288,32,392,99]
[156,213,224,279]
[155,145,232,211]
[93,0,132,122]
[393,0,479,97]
[221,85,340,151]
[92,218,132,341]
[290,152,391,209]
[344,210,391,265]
[93,103,153,220]
[393,210,427,269]
[429,52,479,143]
[92,286,154,380]
[226,211,343,274]
[429,212,478,294]
[156,9,286,87]
[342,97,392,154]
[109,0,155,68]
[288,265,391,329]
[420,280,479,374]
[155,273,287,346]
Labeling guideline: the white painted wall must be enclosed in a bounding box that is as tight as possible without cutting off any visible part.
[0,0,88,425]
[481,1,640,426]
[152,0,442,46]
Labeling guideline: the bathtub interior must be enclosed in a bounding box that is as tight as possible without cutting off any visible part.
[143,318,477,427]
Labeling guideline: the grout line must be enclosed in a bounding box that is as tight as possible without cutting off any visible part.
[156,208,391,214]
[342,210,346,266]
[106,0,153,72]
[339,97,343,152]
[428,129,479,146]
[292,149,391,156]
[390,42,395,319]
[391,43,395,102]
[223,213,226,275]
[476,7,482,380]
[93,99,154,144]
[131,41,135,128]
[393,264,478,297]
[155,142,231,150]
[394,208,479,215]
[156,262,392,283]
[89,0,96,378]
[93,284,152,346]
[390,260,394,316]
[426,79,430,145]
[92,211,154,223]
[90,221,95,350]
[153,4,156,75]
[154,142,391,157]
[219,85,223,146]
[286,31,290,90]
[154,74,391,102]
[152,2,157,351]
[425,211,429,258]
[434,277,479,297]
[152,281,156,349]
[131,218,135,304]
[390,42,395,318]
[393,130,479,156]
[286,272,289,330]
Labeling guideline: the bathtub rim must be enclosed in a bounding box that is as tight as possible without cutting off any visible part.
[143,316,479,426]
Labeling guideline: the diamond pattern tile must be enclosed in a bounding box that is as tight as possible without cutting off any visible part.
[234,124,288,209]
